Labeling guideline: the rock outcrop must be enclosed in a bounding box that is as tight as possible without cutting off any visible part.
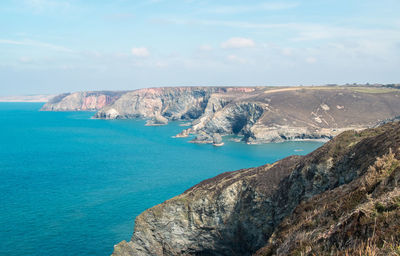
[40,91,125,111]
[212,133,223,146]
[112,122,400,256]
[43,85,400,144]
[145,113,169,126]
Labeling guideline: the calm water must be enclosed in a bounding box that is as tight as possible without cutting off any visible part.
[0,103,323,256]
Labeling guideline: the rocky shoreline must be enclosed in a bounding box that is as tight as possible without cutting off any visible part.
[41,85,400,145]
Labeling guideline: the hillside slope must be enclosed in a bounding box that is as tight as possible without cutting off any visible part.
[112,122,400,256]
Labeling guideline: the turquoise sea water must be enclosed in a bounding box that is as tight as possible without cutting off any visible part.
[0,103,323,256]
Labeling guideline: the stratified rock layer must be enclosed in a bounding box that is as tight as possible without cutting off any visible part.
[112,122,400,256]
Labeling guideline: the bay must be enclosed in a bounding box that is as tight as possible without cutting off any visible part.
[0,103,322,256]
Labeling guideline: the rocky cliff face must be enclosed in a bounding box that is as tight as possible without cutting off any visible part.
[93,87,253,122]
[111,122,400,256]
[93,87,213,120]
[40,91,125,111]
[181,101,266,144]
[43,86,400,144]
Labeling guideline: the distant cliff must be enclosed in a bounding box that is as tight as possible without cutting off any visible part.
[41,91,126,111]
[93,87,256,126]
[43,86,400,144]
[112,122,400,256]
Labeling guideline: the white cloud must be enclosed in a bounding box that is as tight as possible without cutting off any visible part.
[131,47,150,57]
[209,2,299,14]
[305,57,317,63]
[281,48,293,56]
[157,18,288,29]
[221,37,255,49]
[199,44,213,51]
[227,54,247,64]
[24,0,71,12]
[19,57,32,63]
[162,18,400,44]
[155,61,168,68]
[104,13,135,21]
[0,39,73,52]
[259,2,299,10]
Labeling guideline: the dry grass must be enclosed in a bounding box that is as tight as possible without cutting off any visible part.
[261,86,400,95]
[256,146,400,256]
[347,87,399,94]
[344,238,400,256]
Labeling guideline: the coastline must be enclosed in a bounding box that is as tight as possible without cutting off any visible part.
[39,85,400,146]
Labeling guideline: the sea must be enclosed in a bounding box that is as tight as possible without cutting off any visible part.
[0,103,323,256]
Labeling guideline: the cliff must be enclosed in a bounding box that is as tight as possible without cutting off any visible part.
[43,86,400,144]
[112,121,400,256]
[40,91,126,111]
[93,87,253,124]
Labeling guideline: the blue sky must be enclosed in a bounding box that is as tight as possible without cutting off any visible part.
[0,0,399,95]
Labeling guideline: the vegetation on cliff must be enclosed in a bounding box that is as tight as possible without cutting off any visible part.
[112,121,400,256]
[257,124,400,255]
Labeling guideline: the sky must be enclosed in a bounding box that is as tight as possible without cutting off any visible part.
[0,0,400,96]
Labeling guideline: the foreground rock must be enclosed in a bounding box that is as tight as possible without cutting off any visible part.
[112,122,400,255]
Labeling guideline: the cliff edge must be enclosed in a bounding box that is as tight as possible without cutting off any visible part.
[112,122,400,255]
